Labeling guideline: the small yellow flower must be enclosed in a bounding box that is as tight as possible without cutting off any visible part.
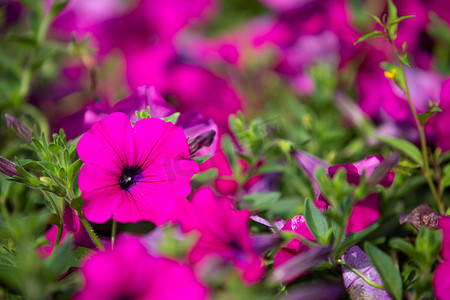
[384,68,397,80]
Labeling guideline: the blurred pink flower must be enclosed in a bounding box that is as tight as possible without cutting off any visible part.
[273,200,327,276]
[58,85,218,156]
[325,155,394,233]
[51,0,215,57]
[177,187,265,283]
[428,79,450,153]
[77,112,198,224]
[75,235,209,300]
[356,49,444,144]
[126,46,242,135]
[293,150,394,233]
[433,216,450,299]
[37,206,97,259]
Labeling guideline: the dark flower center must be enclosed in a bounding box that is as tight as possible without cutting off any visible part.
[119,166,142,190]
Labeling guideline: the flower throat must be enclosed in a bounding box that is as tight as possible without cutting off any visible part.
[119,166,142,190]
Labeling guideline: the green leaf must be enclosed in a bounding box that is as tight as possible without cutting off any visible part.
[19,159,45,171]
[418,105,442,125]
[389,238,420,260]
[441,163,450,192]
[48,143,62,156]
[191,154,212,165]
[398,54,411,67]
[0,252,17,271]
[50,0,69,17]
[364,242,403,300]
[387,0,398,40]
[43,237,73,278]
[369,14,383,26]
[389,15,415,25]
[191,168,218,182]
[162,112,180,124]
[304,198,329,244]
[255,164,286,174]
[32,137,52,162]
[240,192,281,210]
[68,247,93,268]
[67,159,83,183]
[336,222,379,257]
[415,226,442,265]
[70,197,84,213]
[221,135,237,170]
[375,135,423,166]
[354,30,385,45]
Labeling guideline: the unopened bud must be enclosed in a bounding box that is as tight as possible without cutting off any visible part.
[4,114,32,143]
[188,130,216,155]
[0,157,20,177]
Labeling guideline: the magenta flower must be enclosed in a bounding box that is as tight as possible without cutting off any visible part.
[433,216,450,299]
[77,112,198,224]
[273,201,327,274]
[323,155,394,233]
[58,85,218,157]
[75,235,209,300]
[37,206,97,259]
[428,79,450,153]
[177,187,265,283]
[293,150,394,233]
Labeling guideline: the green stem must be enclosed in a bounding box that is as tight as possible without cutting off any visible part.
[337,259,386,290]
[51,225,63,256]
[111,220,117,248]
[389,40,443,214]
[78,211,105,251]
[44,191,62,218]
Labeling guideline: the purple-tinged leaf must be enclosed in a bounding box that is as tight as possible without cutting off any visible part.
[367,152,399,188]
[251,234,282,254]
[271,246,330,282]
[292,149,328,198]
[250,215,285,233]
[342,246,394,300]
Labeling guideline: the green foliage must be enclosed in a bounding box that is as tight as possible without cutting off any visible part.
[364,242,403,300]
[375,135,423,166]
[304,198,331,245]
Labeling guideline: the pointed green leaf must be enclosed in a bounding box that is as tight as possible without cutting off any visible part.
[375,135,423,166]
[364,242,403,300]
[354,30,385,45]
[162,112,180,124]
[387,0,399,40]
[389,15,415,25]
[369,14,383,26]
[304,198,329,244]
[398,54,411,67]
[191,154,212,165]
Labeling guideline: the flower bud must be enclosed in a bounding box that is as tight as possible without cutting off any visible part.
[4,114,32,143]
[0,157,20,177]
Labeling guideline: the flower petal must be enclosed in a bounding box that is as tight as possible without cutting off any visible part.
[77,112,135,172]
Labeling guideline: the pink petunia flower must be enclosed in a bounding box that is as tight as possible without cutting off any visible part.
[37,206,97,259]
[433,216,450,300]
[293,150,394,234]
[273,201,327,272]
[77,112,198,224]
[177,187,265,283]
[75,235,209,300]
